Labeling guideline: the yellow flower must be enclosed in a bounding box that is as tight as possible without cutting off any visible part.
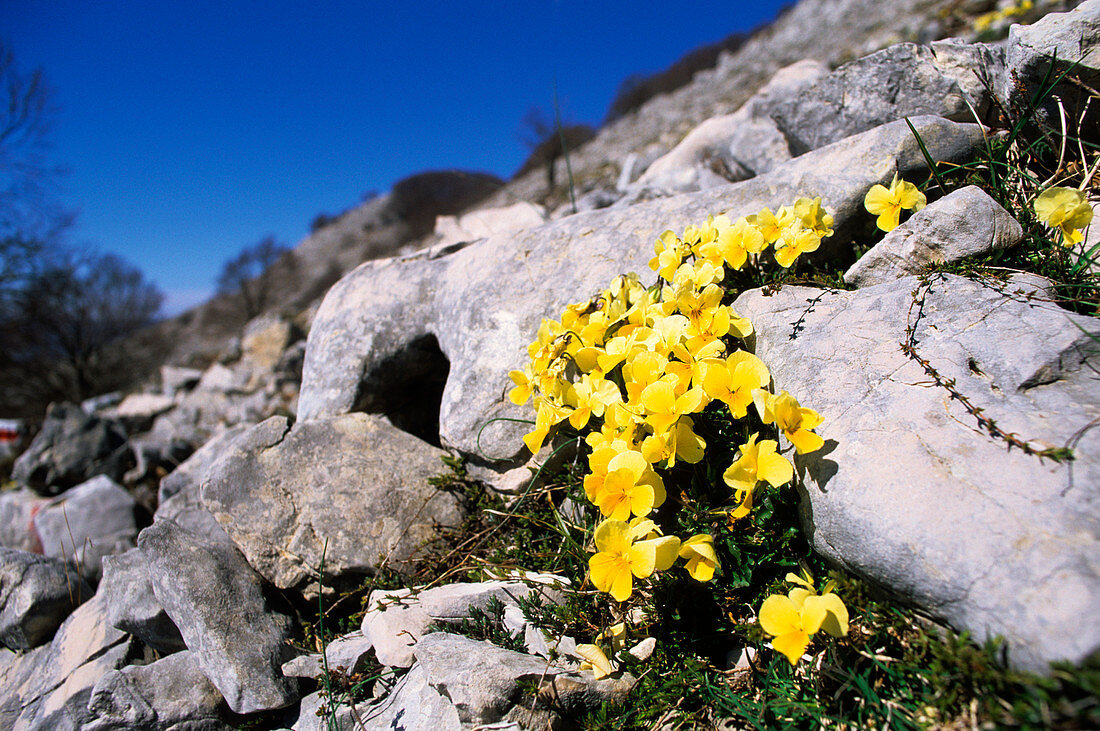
[589,518,680,601]
[722,433,793,519]
[649,229,686,281]
[639,380,707,435]
[640,415,706,468]
[864,174,926,232]
[754,390,824,454]
[1034,187,1093,247]
[566,372,622,430]
[522,397,572,455]
[773,227,822,269]
[592,449,667,520]
[678,534,718,582]
[701,351,771,419]
[575,642,615,679]
[759,572,849,665]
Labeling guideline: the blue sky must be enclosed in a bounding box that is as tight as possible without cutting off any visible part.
[4,1,790,315]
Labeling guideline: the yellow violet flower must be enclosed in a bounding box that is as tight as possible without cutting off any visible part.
[678,534,718,582]
[575,642,615,679]
[754,389,824,454]
[759,572,849,665]
[640,415,706,468]
[702,351,771,419]
[639,380,706,435]
[723,433,793,519]
[589,518,680,601]
[863,173,926,232]
[593,449,667,520]
[773,227,822,269]
[1034,187,1093,247]
[649,230,686,281]
[522,397,572,455]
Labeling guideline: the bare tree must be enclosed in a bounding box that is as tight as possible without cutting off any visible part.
[0,40,66,241]
[216,235,293,320]
[0,250,164,417]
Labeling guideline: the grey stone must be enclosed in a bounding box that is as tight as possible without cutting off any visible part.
[160,365,203,397]
[0,548,90,650]
[767,42,1000,156]
[0,488,46,553]
[312,664,461,731]
[11,402,132,496]
[138,519,300,714]
[157,425,250,504]
[434,201,546,248]
[154,489,232,546]
[414,633,634,726]
[734,273,1100,671]
[281,630,373,679]
[84,651,229,731]
[634,60,828,193]
[1003,1,1100,122]
[299,116,984,462]
[109,393,176,431]
[200,414,464,596]
[32,475,138,583]
[0,594,131,730]
[99,548,186,653]
[362,577,567,668]
[845,186,1024,286]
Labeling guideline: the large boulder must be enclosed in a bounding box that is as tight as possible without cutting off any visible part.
[200,414,464,595]
[0,548,91,650]
[1003,1,1100,126]
[299,116,984,462]
[32,475,138,583]
[98,548,186,653]
[0,594,134,730]
[84,651,230,731]
[138,520,300,714]
[11,402,132,496]
[734,273,1100,671]
[844,185,1024,286]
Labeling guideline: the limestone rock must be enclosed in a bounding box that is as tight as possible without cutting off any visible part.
[734,274,1100,671]
[12,402,132,496]
[0,488,46,553]
[0,548,90,650]
[138,519,300,714]
[414,633,634,726]
[157,424,250,504]
[0,594,132,730]
[299,116,984,462]
[1003,0,1100,123]
[362,577,566,667]
[99,548,186,653]
[201,414,463,595]
[84,651,230,731]
[293,664,461,731]
[160,365,203,397]
[767,42,998,155]
[281,630,373,679]
[845,186,1024,286]
[634,59,828,193]
[434,201,546,248]
[32,475,138,583]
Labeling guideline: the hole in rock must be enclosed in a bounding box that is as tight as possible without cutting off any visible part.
[352,333,449,447]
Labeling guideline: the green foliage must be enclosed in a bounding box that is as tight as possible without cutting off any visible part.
[428,595,528,653]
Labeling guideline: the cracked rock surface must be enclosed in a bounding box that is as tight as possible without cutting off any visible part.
[200,413,464,596]
[735,273,1100,671]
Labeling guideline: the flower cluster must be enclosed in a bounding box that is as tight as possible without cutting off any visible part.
[509,202,831,607]
[759,571,849,665]
[1034,186,1093,248]
[863,173,926,232]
